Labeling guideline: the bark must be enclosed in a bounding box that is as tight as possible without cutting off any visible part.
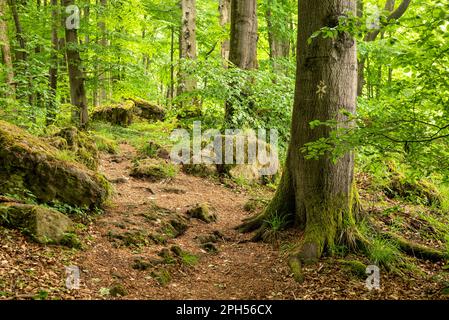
[8,0,26,62]
[266,0,291,73]
[98,0,108,103]
[178,0,197,95]
[63,0,88,128]
[240,0,360,264]
[225,0,258,124]
[0,0,14,92]
[47,0,59,124]
[219,0,231,67]
[229,0,258,70]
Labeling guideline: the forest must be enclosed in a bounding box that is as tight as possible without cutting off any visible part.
[0,0,449,301]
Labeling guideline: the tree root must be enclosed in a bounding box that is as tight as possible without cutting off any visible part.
[383,232,447,262]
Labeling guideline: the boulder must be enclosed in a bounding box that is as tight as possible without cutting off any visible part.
[129,98,166,122]
[186,203,217,223]
[0,121,111,208]
[130,158,178,182]
[0,203,74,245]
[92,100,135,127]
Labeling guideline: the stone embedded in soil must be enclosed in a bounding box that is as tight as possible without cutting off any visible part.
[109,284,128,297]
[186,203,217,223]
[0,121,111,209]
[0,203,74,245]
[201,242,218,254]
[132,257,164,271]
[130,158,178,182]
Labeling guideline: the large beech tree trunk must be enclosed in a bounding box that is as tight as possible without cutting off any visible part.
[229,0,258,70]
[240,0,360,264]
[0,0,14,92]
[64,0,88,128]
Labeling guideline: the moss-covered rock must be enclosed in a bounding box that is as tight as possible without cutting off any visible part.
[130,158,178,182]
[0,121,111,208]
[384,174,442,206]
[54,127,100,170]
[186,203,217,223]
[0,203,74,245]
[338,259,367,279]
[128,98,166,122]
[92,100,136,127]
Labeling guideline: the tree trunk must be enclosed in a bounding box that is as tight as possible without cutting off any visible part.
[229,0,258,70]
[225,0,258,124]
[266,0,290,73]
[8,0,26,62]
[0,0,15,93]
[98,0,108,104]
[47,0,59,124]
[178,0,197,96]
[219,0,231,67]
[240,0,360,264]
[63,0,88,128]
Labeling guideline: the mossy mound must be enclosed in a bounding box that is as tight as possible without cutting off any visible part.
[0,121,111,208]
[92,100,135,127]
[0,203,75,246]
[338,259,367,279]
[128,98,166,122]
[130,159,178,182]
[186,203,217,223]
[139,141,170,160]
[54,127,100,170]
[384,174,442,206]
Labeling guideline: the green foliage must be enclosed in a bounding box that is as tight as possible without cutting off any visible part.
[368,237,403,268]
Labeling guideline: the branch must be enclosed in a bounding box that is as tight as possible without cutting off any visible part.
[364,0,412,42]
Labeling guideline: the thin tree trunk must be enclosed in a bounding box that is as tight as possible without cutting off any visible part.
[358,0,409,96]
[178,0,197,95]
[266,0,290,73]
[166,25,175,101]
[98,0,108,104]
[63,0,88,128]
[219,0,231,67]
[225,0,258,124]
[47,0,59,124]
[0,0,15,93]
[240,0,360,265]
[8,0,26,62]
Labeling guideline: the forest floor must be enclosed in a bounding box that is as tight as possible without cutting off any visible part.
[1,144,449,300]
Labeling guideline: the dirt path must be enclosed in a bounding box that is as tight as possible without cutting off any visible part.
[70,144,447,300]
[1,144,448,300]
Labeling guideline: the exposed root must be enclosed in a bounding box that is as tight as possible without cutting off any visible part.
[383,232,447,262]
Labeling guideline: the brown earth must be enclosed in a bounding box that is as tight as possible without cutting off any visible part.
[1,144,449,300]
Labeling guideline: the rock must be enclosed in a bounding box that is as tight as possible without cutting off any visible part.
[110,177,128,184]
[92,100,135,127]
[109,284,127,297]
[54,127,100,170]
[201,242,218,254]
[128,97,166,122]
[186,203,217,223]
[130,159,178,182]
[0,203,74,245]
[0,121,111,208]
[169,216,189,237]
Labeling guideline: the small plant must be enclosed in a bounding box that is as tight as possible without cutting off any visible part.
[262,212,291,243]
[368,238,403,268]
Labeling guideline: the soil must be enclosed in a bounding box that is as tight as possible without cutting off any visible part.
[1,144,449,300]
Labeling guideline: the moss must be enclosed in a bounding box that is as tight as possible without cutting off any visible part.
[0,121,111,209]
[59,232,83,249]
[92,100,136,127]
[288,256,304,283]
[151,269,171,286]
[187,203,217,223]
[109,284,127,297]
[338,259,367,279]
[93,134,118,154]
[130,159,179,182]
[0,203,74,245]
